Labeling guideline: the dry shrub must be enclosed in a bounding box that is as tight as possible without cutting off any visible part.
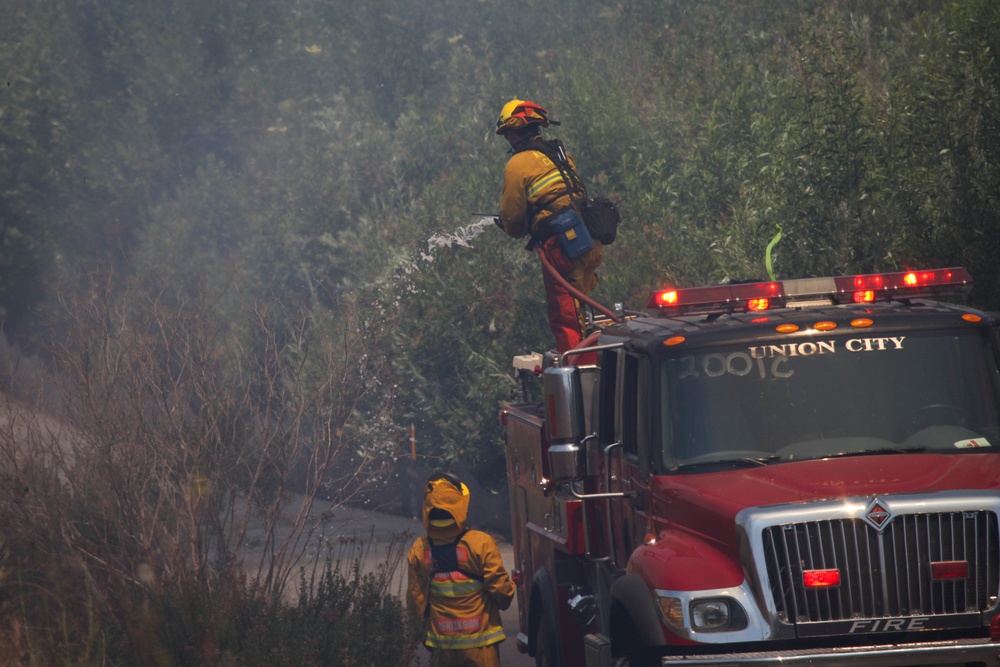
[0,274,406,664]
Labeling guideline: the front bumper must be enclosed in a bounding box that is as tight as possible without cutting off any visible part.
[660,637,1000,667]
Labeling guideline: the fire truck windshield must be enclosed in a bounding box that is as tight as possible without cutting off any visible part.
[659,327,1000,470]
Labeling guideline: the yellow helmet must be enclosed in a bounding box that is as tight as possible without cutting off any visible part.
[495,99,558,135]
[423,472,470,534]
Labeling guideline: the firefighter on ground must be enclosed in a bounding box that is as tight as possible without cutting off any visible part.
[495,98,603,353]
[407,472,515,667]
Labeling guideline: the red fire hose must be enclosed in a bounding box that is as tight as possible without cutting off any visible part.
[534,248,621,324]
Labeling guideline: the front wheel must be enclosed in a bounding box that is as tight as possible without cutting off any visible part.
[612,613,657,667]
[534,608,560,667]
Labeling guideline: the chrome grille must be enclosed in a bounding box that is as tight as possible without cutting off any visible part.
[763,511,1000,623]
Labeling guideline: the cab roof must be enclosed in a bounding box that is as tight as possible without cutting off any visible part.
[598,268,986,349]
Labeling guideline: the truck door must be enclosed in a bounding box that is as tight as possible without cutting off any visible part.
[605,350,650,568]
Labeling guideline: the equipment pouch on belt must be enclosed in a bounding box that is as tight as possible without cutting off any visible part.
[580,196,620,245]
[545,208,594,259]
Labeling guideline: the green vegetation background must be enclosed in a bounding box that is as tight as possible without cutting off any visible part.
[4,0,1000,491]
[4,1,1000,662]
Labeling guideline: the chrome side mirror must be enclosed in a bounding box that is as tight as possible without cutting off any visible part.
[543,366,585,483]
[542,366,583,442]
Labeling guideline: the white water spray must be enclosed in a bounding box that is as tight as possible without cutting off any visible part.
[376,216,498,296]
[395,216,495,277]
[419,217,496,261]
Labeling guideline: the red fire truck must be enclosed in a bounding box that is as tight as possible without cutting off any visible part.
[500,268,1000,667]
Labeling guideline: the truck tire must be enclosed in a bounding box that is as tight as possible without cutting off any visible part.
[612,652,655,667]
[534,608,559,667]
[612,612,657,667]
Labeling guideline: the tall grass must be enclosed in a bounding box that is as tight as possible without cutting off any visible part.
[0,278,415,665]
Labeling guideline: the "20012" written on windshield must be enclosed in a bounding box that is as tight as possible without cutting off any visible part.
[677,336,906,380]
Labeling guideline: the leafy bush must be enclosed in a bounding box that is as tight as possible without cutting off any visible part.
[115,549,417,666]
[5,0,1000,491]
[0,529,415,666]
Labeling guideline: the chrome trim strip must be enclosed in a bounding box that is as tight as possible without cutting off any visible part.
[659,637,1000,667]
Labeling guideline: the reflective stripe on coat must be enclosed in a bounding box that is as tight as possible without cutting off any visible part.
[406,531,514,650]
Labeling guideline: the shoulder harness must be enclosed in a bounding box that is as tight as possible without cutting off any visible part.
[424,529,485,617]
[522,138,588,249]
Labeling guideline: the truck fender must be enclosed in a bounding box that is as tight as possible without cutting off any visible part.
[609,573,664,649]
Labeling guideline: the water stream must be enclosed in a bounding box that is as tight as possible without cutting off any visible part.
[420,216,495,261]
[391,216,497,293]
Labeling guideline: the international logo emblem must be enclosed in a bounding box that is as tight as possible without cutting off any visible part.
[864,498,892,531]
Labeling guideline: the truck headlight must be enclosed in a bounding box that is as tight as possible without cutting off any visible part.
[658,594,749,635]
[691,599,730,630]
[691,598,748,632]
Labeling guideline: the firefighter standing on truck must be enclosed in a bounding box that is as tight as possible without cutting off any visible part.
[495,98,603,354]
[406,472,515,667]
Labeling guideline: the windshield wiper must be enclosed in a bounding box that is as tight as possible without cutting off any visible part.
[673,455,781,472]
[827,447,926,459]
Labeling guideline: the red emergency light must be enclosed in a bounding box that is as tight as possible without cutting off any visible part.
[803,569,841,588]
[930,560,969,580]
[647,282,785,314]
[647,268,972,316]
[833,268,972,302]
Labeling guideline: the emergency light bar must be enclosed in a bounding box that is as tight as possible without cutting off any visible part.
[646,267,972,316]
[648,282,785,314]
